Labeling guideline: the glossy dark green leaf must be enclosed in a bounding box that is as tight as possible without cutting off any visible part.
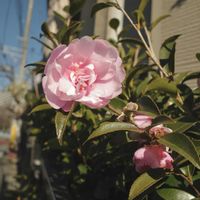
[159,35,180,73]
[152,115,174,125]
[138,96,161,116]
[150,14,170,30]
[134,0,149,24]
[127,131,143,142]
[138,0,149,13]
[109,18,119,31]
[158,133,200,169]
[30,104,52,114]
[41,22,58,46]
[174,72,190,84]
[182,71,200,83]
[146,77,178,95]
[24,61,46,68]
[31,36,53,50]
[109,97,127,113]
[196,53,200,62]
[193,140,200,154]
[128,169,165,200]
[55,111,69,145]
[180,164,195,180]
[118,37,144,46]
[87,122,141,141]
[167,121,195,133]
[53,11,66,23]
[68,0,86,17]
[57,21,82,44]
[133,9,145,24]
[125,65,150,90]
[156,188,195,200]
[91,2,119,17]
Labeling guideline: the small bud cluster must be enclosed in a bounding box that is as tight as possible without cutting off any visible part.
[118,102,174,173]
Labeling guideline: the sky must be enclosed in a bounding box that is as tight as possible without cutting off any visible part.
[0,0,47,88]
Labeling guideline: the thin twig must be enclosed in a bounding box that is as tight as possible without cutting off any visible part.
[114,0,169,78]
[175,172,200,197]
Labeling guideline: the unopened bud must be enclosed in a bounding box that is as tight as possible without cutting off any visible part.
[123,102,138,112]
[117,112,125,122]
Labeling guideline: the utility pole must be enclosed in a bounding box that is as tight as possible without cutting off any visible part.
[18,0,34,83]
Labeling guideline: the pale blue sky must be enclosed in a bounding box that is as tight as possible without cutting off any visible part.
[0,0,47,88]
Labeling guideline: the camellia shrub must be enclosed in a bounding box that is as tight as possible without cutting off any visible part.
[23,0,200,199]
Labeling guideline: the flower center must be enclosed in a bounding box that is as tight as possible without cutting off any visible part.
[69,63,96,93]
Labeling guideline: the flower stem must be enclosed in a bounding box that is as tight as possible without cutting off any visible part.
[174,172,200,197]
[58,102,77,145]
[114,0,169,78]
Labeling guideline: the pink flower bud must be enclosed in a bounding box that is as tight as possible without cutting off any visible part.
[132,115,153,129]
[149,124,172,138]
[133,145,173,173]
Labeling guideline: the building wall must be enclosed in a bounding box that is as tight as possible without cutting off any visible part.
[152,0,200,87]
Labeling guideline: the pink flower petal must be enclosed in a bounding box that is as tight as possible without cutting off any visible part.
[133,115,153,129]
[44,45,67,74]
[42,36,125,111]
[133,145,174,173]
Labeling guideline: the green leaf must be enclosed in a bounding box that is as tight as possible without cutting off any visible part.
[109,98,127,113]
[167,121,195,133]
[174,72,190,84]
[56,21,82,44]
[128,169,165,200]
[31,36,53,50]
[138,96,161,116]
[125,65,154,92]
[134,0,149,25]
[159,35,181,74]
[118,37,144,46]
[156,188,195,200]
[109,18,119,31]
[68,0,86,17]
[30,104,52,114]
[41,22,58,46]
[55,111,69,145]
[87,122,140,141]
[158,133,200,169]
[91,2,119,17]
[146,77,178,95]
[196,53,200,62]
[152,115,174,125]
[53,11,66,23]
[180,164,195,180]
[138,0,149,13]
[150,14,170,30]
[24,61,46,68]
[182,71,200,83]
[193,140,200,154]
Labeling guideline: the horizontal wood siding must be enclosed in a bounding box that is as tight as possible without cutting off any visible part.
[152,0,200,88]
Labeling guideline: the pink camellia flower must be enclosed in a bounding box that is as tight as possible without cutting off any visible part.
[149,124,172,138]
[132,115,153,129]
[42,36,125,111]
[133,145,173,173]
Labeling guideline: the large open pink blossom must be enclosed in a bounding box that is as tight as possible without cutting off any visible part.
[42,36,125,111]
[133,145,173,173]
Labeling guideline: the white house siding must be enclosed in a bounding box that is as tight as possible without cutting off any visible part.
[152,0,200,88]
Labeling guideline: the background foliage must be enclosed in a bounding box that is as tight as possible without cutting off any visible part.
[21,0,200,199]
